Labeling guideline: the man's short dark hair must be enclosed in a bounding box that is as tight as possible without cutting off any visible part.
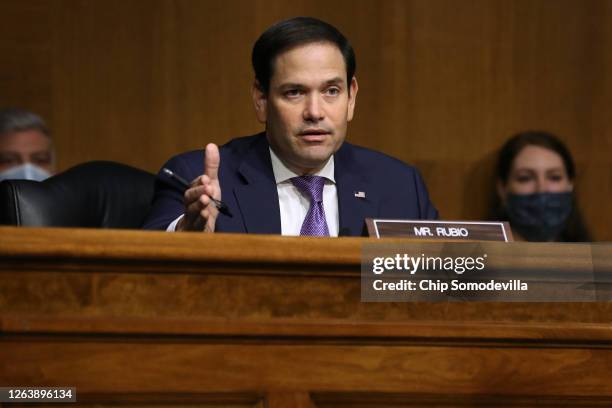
[252,17,356,93]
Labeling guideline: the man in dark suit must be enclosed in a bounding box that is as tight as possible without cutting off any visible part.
[143,17,437,235]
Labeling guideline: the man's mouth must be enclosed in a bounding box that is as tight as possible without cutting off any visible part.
[298,129,331,142]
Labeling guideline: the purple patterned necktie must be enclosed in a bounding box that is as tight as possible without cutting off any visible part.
[291,175,330,236]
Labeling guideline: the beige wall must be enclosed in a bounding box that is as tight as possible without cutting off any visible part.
[2,0,611,239]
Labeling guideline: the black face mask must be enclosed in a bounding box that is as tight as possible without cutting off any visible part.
[505,192,573,242]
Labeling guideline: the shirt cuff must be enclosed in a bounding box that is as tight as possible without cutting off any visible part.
[166,214,184,232]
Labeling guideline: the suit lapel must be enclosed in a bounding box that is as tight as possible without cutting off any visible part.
[335,144,379,236]
[233,136,282,234]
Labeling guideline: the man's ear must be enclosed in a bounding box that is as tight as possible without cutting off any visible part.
[252,81,267,124]
[347,76,358,122]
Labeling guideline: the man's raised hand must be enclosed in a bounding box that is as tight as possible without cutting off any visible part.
[176,143,221,232]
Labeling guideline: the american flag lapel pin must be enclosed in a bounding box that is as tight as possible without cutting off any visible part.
[354,191,366,199]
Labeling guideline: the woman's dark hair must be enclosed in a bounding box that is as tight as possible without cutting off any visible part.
[492,131,591,242]
[252,17,356,93]
[497,131,575,184]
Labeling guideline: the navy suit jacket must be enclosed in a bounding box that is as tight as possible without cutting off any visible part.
[143,133,438,235]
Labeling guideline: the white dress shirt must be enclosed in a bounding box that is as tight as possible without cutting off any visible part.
[167,148,340,236]
[269,148,339,237]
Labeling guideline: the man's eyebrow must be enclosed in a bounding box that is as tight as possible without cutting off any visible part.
[325,77,344,84]
[278,82,306,89]
[278,77,346,89]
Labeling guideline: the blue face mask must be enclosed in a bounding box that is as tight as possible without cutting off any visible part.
[0,163,52,182]
[505,192,573,242]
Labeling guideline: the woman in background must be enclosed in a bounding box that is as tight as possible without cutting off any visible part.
[493,131,591,242]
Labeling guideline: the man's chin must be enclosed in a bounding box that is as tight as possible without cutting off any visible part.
[292,152,334,171]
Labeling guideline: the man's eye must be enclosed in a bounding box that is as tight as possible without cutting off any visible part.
[325,87,340,96]
[0,156,17,166]
[284,89,301,98]
[31,154,51,166]
[33,157,52,166]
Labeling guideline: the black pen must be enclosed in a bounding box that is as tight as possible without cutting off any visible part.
[161,167,233,217]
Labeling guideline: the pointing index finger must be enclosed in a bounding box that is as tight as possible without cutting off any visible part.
[204,143,220,181]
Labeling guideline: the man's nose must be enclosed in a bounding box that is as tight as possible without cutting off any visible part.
[303,94,324,122]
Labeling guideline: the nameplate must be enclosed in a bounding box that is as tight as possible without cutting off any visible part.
[365,219,513,242]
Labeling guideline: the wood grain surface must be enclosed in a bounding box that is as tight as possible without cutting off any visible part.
[1,0,611,240]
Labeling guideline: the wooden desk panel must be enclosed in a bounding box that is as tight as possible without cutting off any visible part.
[1,227,611,407]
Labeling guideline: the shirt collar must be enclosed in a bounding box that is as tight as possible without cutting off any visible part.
[269,147,335,184]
